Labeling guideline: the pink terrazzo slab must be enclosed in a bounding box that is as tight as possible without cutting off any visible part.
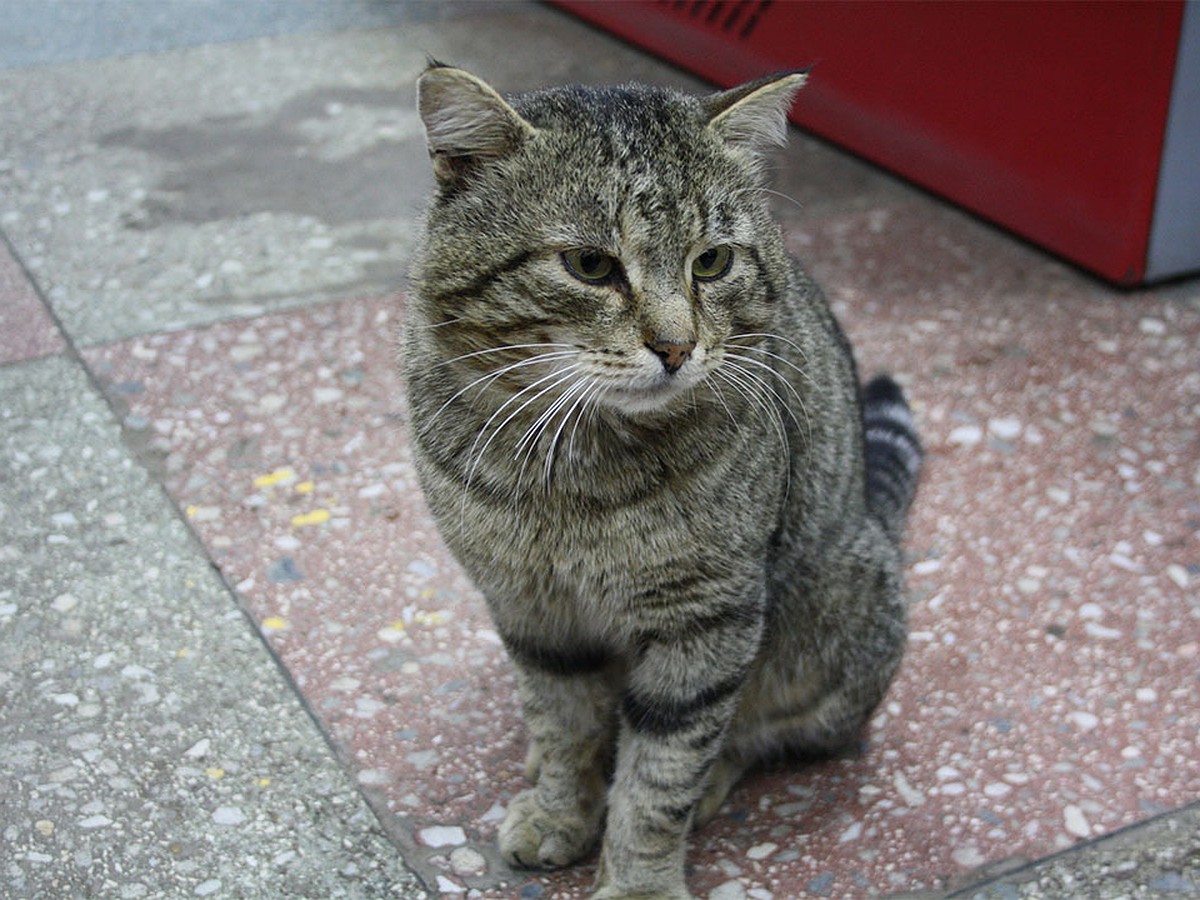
[0,242,64,365]
[83,207,1198,896]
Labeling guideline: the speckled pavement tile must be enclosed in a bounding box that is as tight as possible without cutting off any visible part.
[0,356,424,897]
[80,184,1200,895]
[0,240,63,365]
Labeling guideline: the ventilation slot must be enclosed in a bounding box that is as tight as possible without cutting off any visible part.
[664,0,774,41]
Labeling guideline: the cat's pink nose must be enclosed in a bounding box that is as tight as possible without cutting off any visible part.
[647,338,696,375]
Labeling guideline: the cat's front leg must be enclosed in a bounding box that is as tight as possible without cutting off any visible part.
[498,642,617,869]
[594,596,764,899]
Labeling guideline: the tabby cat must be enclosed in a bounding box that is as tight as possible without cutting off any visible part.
[403,64,922,899]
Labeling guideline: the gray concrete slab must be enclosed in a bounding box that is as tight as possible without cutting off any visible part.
[0,0,508,70]
[0,355,425,898]
[951,802,1200,898]
[0,29,435,345]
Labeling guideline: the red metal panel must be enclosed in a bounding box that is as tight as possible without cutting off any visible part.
[554,1,1185,285]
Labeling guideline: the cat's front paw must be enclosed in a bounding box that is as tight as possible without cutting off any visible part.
[498,789,602,869]
[590,883,696,897]
[592,852,695,900]
[592,886,695,900]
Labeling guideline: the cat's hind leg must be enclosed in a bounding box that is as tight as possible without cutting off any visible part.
[692,755,748,827]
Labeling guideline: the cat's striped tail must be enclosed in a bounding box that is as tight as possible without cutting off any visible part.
[861,375,922,538]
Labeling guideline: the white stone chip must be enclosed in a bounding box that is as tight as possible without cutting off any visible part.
[184,738,211,759]
[988,417,1022,440]
[709,881,747,900]
[51,593,79,612]
[894,771,926,807]
[1166,564,1190,589]
[1064,804,1090,837]
[448,845,486,875]
[212,806,245,825]
[356,768,392,785]
[952,844,986,867]
[1138,317,1166,335]
[1067,711,1099,731]
[747,841,778,858]
[1084,622,1123,640]
[948,424,983,446]
[419,825,466,847]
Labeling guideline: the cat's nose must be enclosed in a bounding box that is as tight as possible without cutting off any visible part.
[646,337,696,375]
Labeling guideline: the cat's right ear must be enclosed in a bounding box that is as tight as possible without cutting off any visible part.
[417,65,534,185]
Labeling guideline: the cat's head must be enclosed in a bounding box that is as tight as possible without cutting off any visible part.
[413,65,805,418]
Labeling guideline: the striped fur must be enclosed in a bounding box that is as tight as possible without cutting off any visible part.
[862,374,923,539]
[404,66,921,899]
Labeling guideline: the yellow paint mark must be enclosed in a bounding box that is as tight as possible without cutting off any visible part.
[256,778,271,788]
[291,508,331,528]
[206,768,225,779]
[253,467,297,489]
[262,616,289,631]
[414,610,448,627]
[294,481,315,495]
[186,505,199,518]
[177,648,191,658]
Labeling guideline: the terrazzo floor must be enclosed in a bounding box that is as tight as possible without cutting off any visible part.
[2,2,1197,898]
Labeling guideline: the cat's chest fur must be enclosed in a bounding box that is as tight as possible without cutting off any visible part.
[408,391,785,637]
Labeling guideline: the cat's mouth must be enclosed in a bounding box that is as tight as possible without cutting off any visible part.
[599,369,704,415]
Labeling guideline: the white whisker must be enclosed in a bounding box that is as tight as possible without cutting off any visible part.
[567,380,605,462]
[728,331,812,371]
[758,187,806,213]
[542,377,598,487]
[723,351,812,447]
[704,375,740,429]
[460,366,580,526]
[424,349,577,430]
[436,341,576,369]
[423,316,464,329]
[714,364,792,498]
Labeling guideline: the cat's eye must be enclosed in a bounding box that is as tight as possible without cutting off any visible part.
[562,248,617,284]
[692,245,733,281]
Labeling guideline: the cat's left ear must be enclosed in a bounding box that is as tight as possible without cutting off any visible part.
[703,71,808,161]
[417,64,535,184]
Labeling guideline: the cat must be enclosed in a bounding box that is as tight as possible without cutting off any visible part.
[403,63,922,899]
